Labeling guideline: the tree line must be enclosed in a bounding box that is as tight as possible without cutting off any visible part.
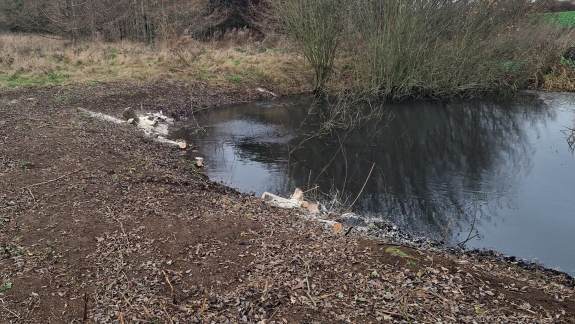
[0,0,263,42]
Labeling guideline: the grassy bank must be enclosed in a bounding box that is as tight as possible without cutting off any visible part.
[0,33,313,94]
[1,27,575,98]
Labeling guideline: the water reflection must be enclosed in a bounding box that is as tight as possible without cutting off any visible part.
[170,93,575,275]
[288,96,551,239]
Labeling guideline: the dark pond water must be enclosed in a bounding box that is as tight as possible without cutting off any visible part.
[170,92,575,275]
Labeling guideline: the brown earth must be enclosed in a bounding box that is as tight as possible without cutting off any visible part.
[0,82,574,323]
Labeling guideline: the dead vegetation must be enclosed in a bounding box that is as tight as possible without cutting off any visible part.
[0,32,310,93]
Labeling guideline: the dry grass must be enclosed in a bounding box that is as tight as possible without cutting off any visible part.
[1,29,574,95]
[539,64,575,92]
[0,32,312,93]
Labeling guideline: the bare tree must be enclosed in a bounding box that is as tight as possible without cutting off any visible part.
[1,0,259,42]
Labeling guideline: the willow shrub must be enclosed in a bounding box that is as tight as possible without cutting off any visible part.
[269,0,349,92]
[274,0,573,100]
[348,0,571,100]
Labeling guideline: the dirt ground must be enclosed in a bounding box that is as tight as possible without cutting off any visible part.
[1,82,574,323]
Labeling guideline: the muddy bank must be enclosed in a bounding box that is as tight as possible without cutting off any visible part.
[1,82,574,323]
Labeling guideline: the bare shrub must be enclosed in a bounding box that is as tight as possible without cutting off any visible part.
[272,0,575,100]
[0,0,262,44]
[269,0,349,92]
[168,35,204,67]
[346,0,560,99]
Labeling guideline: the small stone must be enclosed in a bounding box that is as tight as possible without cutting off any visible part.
[127,118,135,124]
[122,107,139,123]
[178,141,187,149]
[195,157,203,167]
[300,201,309,208]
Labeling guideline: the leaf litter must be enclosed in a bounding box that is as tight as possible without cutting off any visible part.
[0,83,573,323]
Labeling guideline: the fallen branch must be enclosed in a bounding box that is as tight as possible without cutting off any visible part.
[305,270,316,307]
[20,169,83,189]
[298,256,317,307]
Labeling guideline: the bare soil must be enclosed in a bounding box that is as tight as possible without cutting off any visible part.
[1,82,574,323]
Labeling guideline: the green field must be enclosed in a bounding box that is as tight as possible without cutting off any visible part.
[539,11,575,27]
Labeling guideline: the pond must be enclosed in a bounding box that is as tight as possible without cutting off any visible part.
[170,92,575,276]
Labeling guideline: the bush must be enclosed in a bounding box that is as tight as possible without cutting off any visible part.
[269,0,348,92]
[274,0,575,100]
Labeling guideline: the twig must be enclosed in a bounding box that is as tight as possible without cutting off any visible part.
[344,162,376,213]
[426,290,448,303]
[25,299,38,319]
[512,302,538,315]
[121,292,133,307]
[118,310,126,324]
[305,279,316,307]
[83,293,89,322]
[336,132,349,196]
[439,218,452,244]
[3,305,21,319]
[20,169,83,189]
[458,233,479,249]
[162,270,176,304]
[34,123,51,129]
[297,257,317,307]
[142,305,153,320]
[379,309,407,317]
[107,206,129,245]
[268,306,281,322]
[163,306,175,324]
[200,292,207,314]
[317,292,340,299]
[457,198,479,249]
[26,188,36,204]
[344,225,355,236]
[301,185,319,195]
